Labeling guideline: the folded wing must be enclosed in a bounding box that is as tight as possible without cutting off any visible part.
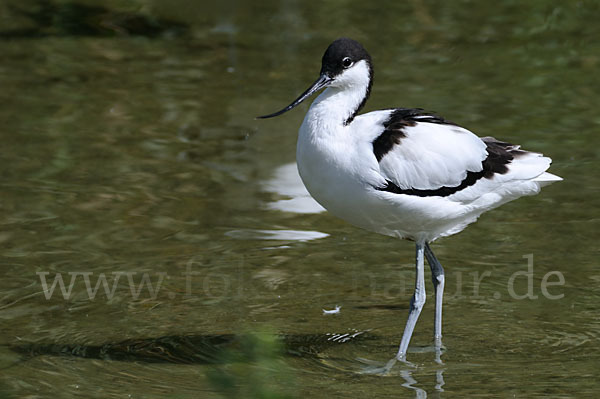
[372,109,559,201]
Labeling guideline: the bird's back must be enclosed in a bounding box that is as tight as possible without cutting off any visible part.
[298,107,561,241]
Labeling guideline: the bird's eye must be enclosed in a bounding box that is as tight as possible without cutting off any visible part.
[342,57,353,68]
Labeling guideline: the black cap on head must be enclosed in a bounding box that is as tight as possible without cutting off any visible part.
[257,38,373,120]
[320,38,372,78]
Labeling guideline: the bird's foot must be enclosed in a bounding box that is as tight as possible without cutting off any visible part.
[357,356,417,375]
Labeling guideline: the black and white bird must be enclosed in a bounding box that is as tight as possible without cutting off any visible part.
[258,38,561,362]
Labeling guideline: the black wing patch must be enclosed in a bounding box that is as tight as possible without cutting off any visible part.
[376,137,527,197]
[372,108,455,162]
[479,136,527,176]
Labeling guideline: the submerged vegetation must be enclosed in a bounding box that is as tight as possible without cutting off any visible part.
[207,331,296,399]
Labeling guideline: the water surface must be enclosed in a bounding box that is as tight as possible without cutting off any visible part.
[0,1,598,398]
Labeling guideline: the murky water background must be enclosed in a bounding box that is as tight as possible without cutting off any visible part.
[1,1,598,398]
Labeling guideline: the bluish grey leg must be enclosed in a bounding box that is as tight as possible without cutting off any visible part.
[396,241,426,361]
[425,243,445,351]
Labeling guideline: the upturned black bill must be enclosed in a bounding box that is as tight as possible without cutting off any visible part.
[257,74,332,119]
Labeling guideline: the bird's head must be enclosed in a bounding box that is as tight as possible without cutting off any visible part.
[258,38,373,119]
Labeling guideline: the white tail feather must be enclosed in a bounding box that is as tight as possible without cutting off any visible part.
[534,172,563,182]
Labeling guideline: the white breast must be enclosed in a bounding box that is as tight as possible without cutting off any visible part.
[294,89,560,242]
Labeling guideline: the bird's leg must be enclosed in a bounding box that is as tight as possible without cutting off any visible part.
[425,243,445,351]
[396,241,426,361]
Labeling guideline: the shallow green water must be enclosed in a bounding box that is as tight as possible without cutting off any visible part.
[0,0,599,398]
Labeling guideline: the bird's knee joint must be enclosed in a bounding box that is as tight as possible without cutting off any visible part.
[432,274,445,289]
[411,293,426,309]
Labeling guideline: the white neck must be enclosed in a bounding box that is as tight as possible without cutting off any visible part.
[301,61,371,139]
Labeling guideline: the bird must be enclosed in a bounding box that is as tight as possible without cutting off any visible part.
[257,37,561,362]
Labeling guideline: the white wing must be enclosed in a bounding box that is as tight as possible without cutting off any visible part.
[366,110,560,203]
[377,121,487,191]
